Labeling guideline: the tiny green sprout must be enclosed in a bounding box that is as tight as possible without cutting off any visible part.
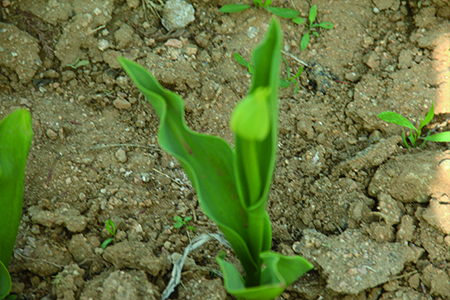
[101,219,116,249]
[234,53,302,93]
[66,56,90,69]
[279,57,303,93]
[377,102,450,148]
[292,5,333,50]
[220,0,300,21]
[173,215,195,232]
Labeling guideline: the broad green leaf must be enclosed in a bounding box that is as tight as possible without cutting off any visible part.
[220,4,251,13]
[262,0,272,7]
[117,56,260,281]
[422,132,450,142]
[419,102,434,131]
[184,216,192,222]
[316,21,333,29]
[312,31,319,37]
[377,111,418,132]
[264,7,299,18]
[300,32,310,50]
[217,251,313,300]
[292,17,306,25]
[234,52,249,68]
[173,222,183,229]
[309,5,317,26]
[0,109,33,269]
[173,215,182,222]
[279,79,290,88]
[0,260,11,300]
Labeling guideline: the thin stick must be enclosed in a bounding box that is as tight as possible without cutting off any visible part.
[87,143,160,151]
[282,50,309,67]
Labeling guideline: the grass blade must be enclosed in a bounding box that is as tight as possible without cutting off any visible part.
[220,4,251,13]
[377,111,418,132]
[422,132,450,142]
[264,7,299,18]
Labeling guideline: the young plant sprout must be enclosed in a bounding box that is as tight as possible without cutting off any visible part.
[378,102,450,148]
[117,19,313,299]
[292,5,333,50]
[234,53,303,93]
[101,219,116,249]
[173,215,195,232]
[220,0,300,21]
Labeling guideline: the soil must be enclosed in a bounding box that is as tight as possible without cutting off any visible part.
[1,0,450,299]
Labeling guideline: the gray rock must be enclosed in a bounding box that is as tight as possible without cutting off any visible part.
[0,23,41,83]
[162,0,195,31]
[115,149,128,163]
[293,229,415,294]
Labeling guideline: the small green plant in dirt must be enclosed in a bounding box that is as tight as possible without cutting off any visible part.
[101,219,116,249]
[65,56,89,69]
[293,5,333,50]
[378,102,450,148]
[173,215,195,232]
[118,19,313,299]
[220,0,300,20]
[0,109,33,300]
[234,53,303,93]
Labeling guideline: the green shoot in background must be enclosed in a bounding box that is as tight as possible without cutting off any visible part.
[117,19,313,299]
[234,53,303,93]
[293,5,333,50]
[0,109,33,300]
[173,215,195,232]
[377,102,450,148]
[220,0,300,21]
[101,219,116,249]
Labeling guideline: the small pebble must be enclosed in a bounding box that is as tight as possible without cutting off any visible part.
[113,98,131,110]
[369,130,382,143]
[165,39,183,49]
[115,149,127,163]
[46,129,58,140]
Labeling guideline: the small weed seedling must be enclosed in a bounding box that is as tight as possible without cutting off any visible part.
[173,215,195,232]
[66,56,89,69]
[378,102,450,148]
[293,5,333,50]
[234,53,303,93]
[220,0,300,21]
[101,219,116,249]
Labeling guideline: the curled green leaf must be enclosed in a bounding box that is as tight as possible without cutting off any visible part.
[230,87,271,141]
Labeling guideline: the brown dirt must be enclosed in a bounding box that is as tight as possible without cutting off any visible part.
[1,0,450,299]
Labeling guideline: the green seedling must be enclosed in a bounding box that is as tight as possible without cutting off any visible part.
[173,216,195,232]
[117,19,312,299]
[292,5,333,50]
[220,0,300,21]
[65,56,90,69]
[100,219,116,249]
[279,57,303,93]
[234,53,303,93]
[378,102,450,148]
[0,109,33,300]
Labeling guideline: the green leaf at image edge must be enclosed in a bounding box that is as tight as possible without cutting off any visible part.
[422,132,450,142]
[0,109,33,269]
[220,4,251,13]
[0,260,11,300]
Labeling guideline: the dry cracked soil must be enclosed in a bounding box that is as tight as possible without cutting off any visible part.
[1,0,450,299]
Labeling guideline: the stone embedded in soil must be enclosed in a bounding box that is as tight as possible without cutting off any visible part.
[46,129,59,140]
[114,148,128,163]
[332,136,401,177]
[422,199,450,235]
[293,229,415,294]
[102,241,170,276]
[372,0,395,10]
[79,270,160,300]
[162,0,195,31]
[369,151,450,203]
[0,23,41,84]
[113,98,131,110]
[396,215,416,242]
[28,205,88,233]
[11,237,72,277]
[421,264,450,298]
[114,23,134,50]
[52,264,85,300]
[178,278,227,300]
